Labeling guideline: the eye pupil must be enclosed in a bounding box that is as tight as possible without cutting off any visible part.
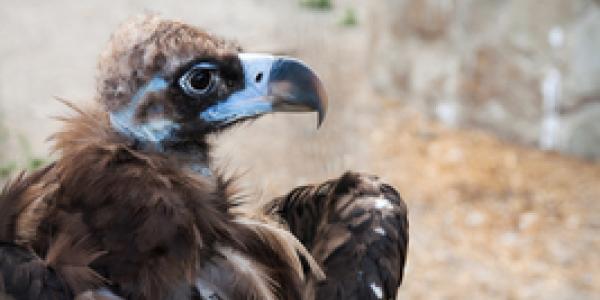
[190,69,211,90]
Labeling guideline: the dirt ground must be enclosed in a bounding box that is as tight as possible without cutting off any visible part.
[0,0,598,299]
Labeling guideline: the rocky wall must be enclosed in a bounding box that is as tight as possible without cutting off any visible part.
[368,0,600,159]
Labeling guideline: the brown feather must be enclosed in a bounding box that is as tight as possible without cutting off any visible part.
[0,166,54,243]
[266,172,409,300]
[44,231,107,294]
[39,104,310,299]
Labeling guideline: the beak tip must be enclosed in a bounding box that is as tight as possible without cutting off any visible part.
[316,106,326,128]
[314,78,328,129]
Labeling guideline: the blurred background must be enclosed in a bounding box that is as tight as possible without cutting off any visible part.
[0,0,599,299]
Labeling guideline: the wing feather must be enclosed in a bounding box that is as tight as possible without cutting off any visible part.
[266,172,408,300]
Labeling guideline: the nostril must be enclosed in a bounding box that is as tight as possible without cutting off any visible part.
[255,72,263,83]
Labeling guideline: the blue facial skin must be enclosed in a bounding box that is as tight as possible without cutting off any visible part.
[200,53,276,124]
[111,54,277,143]
[109,76,213,176]
[109,76,180,145]
[110,55,279,144]
[199,94,273,124]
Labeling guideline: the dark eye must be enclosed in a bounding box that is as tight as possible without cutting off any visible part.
[179,63,217,98]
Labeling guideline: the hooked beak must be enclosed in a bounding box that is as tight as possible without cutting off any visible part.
[200,53,328,127]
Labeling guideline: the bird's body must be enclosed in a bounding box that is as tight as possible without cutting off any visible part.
[0,15,407,300]
[0,107,317,299]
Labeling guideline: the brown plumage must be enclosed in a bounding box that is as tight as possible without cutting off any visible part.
[0,14,407,300]
[266,172,408,300]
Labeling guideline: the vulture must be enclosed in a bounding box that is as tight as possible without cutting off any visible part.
[0,15,408,300]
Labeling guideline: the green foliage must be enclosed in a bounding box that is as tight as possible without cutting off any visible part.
[0,162,16,178]
[0,132,48,179]
[28,157,46,170]
[339,8,358,27]
[0,157,46,179]
[300,0,332,10]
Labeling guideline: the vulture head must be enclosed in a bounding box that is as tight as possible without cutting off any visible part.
[97,15,327,149]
